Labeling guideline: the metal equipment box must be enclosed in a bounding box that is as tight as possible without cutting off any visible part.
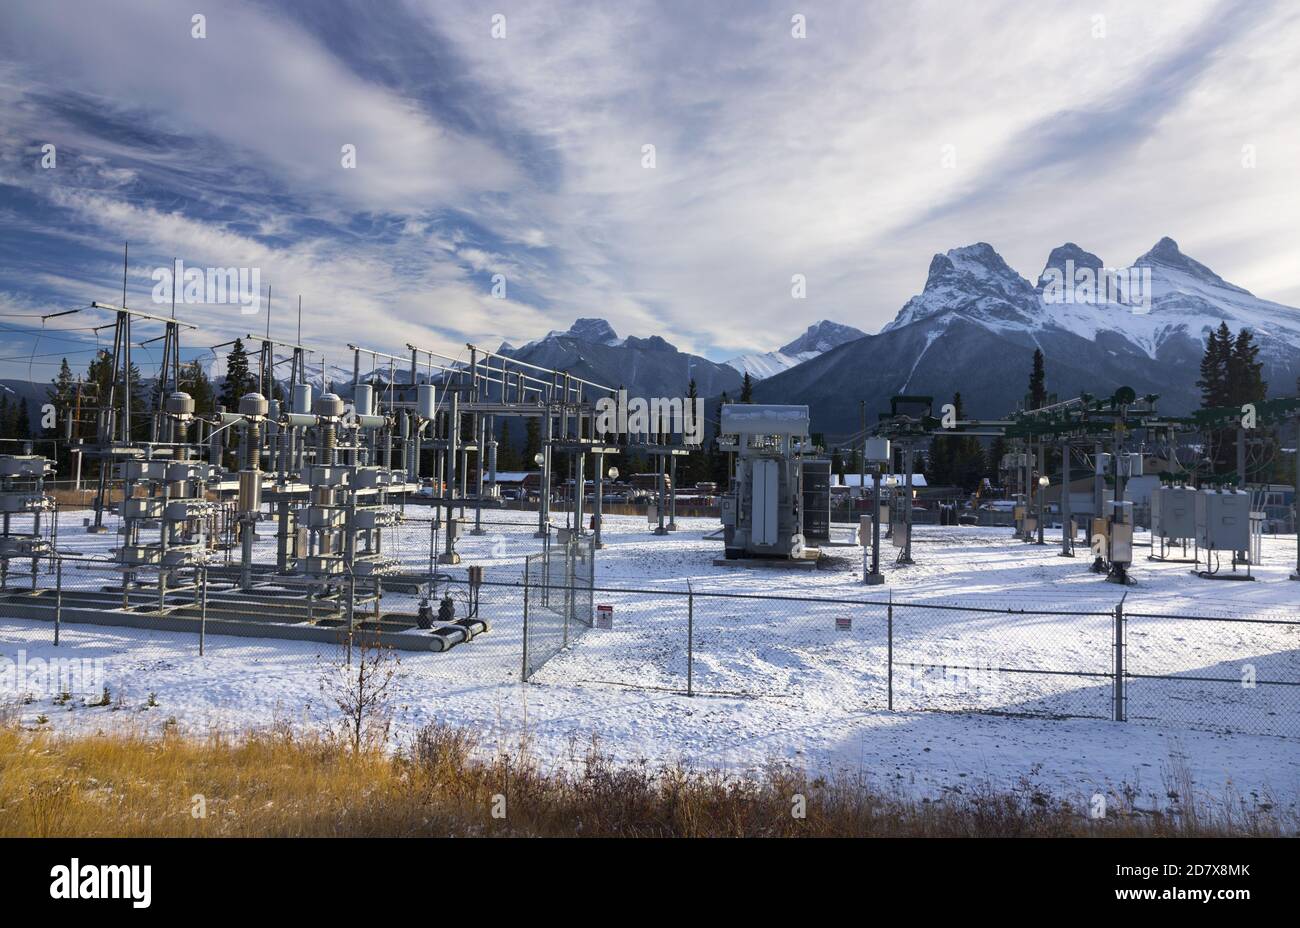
[800,459,832,544]
[1195,489,1251,552]
[1109,521,1134,564]
[1152,486,1196,542]
[122,498,166,520]
[1090,516,1109,547]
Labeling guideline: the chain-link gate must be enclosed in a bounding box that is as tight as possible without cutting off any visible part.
[521,532,595,680]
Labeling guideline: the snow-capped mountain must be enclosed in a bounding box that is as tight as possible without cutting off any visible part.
[500,317,743,399]
[750,237,1300,436]
[725,320,866,379]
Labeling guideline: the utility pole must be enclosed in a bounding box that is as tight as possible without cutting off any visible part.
[859,399,866,506]
[1035,441,1046,544]
[865,463,884,584]
[1060,438,1073,556]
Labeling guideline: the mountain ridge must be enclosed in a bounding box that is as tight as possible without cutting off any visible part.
[724,319,866,379]
[750,236,1300,436]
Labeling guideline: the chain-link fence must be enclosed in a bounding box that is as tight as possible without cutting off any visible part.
[2,551,1296,739]
[522,533,595,680]
[0,552,525,731]
[889,600,1117,720]
[498,581,1298,738]
[1123,606,1300,739]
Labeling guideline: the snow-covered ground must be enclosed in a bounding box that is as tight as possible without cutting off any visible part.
[2,507,1297,815]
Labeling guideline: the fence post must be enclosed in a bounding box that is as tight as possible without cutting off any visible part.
[887,591,894,711]
[347,573,356,667]
[687,581,694,697]
[199,564,208,657]
[563,540,572,646]
[521,559,530,682]
[54,558,62,647]
[1113,595,1126,722]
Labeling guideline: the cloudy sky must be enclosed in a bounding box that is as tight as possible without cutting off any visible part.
[0,0,1296,383]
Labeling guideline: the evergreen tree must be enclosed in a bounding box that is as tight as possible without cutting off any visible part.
[523,416,541,467]
[1197,324,1265,475]
[85,350,148,441]
[1196,322,1232,408]
[219,338,254,410]
[496,419,517,471]
[179,360,216,417]
[14,399,31,438]
[987,436,1008,488]
[47,358,74,433]
[1226,328,1265,406]
[928,433,953,488]
[943,392,984,492]
[955,438,986,493]
[739,372,753,403]
[1027,349,1047,409]
[928,392,964,487]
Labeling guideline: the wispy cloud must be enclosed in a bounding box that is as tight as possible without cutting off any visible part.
[0,0,1296,382]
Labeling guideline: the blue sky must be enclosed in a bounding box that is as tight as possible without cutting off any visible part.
[1,0,1297,384]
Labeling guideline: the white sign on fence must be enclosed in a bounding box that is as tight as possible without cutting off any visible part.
[596,604,614,629]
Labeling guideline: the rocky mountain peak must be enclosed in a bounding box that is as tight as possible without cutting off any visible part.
[779,320,866,356]
[886,242,1036,332]
[1134,237,1248,294]
[1037,242,1104,289]
[562,317,620,345]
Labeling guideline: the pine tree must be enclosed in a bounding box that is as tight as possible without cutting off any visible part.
[48,358,74,434]
[1226,328,1265,406]
[14,399,31,438]
[928,433,953,488]
[739,372,753,403]
[85,350,148,441]
[1027,349,1046,410]
[1196,322,1232,408]
[523,416,541,467]
[928,392,964,487]
[179,360,216,417]
[987,436,1008,487]
[219,338,254,410]
[945,392,985,492]
[496,419,516,471]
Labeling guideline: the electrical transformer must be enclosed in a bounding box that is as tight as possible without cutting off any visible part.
[1196,488,1251,553]
[1152,485,1196,542]
[719,404,812,560]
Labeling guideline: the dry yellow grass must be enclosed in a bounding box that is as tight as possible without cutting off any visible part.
[0,721,1287,837]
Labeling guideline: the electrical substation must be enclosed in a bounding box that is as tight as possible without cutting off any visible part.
[3,253,1300,734]
[854,385,1300,588]
[0,275,704,653]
